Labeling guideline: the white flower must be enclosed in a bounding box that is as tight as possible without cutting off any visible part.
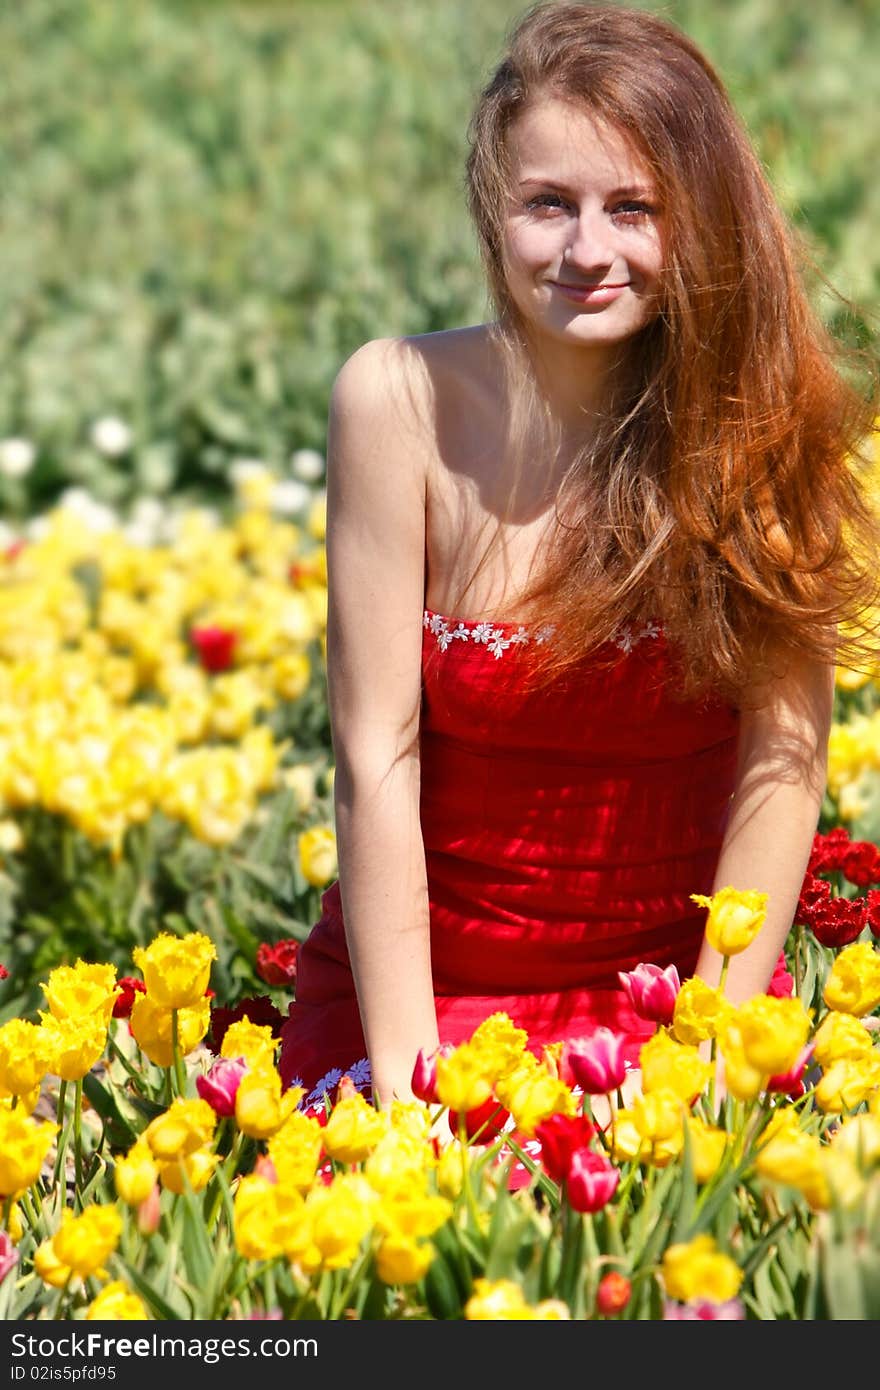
[228,457,269,485]
[509,626,530,645]
[437,624,453,651]
[471,622,495,645]
[534,624,556,644]
[428,613,446,635]
[289,448,325,482]
[271,479,311,516]
[130,496,165,529]
[58,488,118,533]
[450,623,470,642]
[487,630,510,659]
[0,437,35,478]
[90,416,133,457]
[122,522,155,548]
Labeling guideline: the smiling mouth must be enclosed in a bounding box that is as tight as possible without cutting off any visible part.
[553,281,630,291]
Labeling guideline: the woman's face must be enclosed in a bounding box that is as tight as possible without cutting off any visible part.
[501,97,665,359]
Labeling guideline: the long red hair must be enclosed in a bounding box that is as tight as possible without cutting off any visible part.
[463,1,880,704]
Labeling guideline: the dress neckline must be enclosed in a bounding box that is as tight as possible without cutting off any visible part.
[423,606,664,658]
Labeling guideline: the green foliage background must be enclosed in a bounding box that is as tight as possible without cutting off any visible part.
[1,0,878,515]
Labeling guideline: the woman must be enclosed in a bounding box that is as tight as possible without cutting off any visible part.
[278,2,880,1109]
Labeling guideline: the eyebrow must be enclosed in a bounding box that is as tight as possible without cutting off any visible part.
[517,177,656,199]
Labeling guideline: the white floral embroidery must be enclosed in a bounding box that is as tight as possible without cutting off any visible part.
[612,620,661,653]
[423,609,661,658]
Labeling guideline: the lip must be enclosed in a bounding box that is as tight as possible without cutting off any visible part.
[551,281,630,304]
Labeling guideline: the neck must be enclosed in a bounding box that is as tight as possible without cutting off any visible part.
[524,332,630,441]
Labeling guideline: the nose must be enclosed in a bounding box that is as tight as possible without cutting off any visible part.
[562,206,617,277]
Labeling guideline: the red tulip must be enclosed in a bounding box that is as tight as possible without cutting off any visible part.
[190,625,237,673]
[534,1112,596,1184]
[113,975,146,1019]
[448,1095,511,1143]
[256,939,299,986]
[766,1043,815,1098]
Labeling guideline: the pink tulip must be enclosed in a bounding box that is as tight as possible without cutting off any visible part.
[664,1298,745,1320]
[0,1231,18,1286]
[410,1043,453,1104]
[196,1055,249,1117]
[563,1028,628,1094]
[618,962,680,1025]
[565,1149,620,1213]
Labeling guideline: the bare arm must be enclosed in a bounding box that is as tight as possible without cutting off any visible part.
[325,338,439,1107]
[694,645,835,1002]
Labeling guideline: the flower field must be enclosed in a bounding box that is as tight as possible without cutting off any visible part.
[1,0,880,1326]
[1,456,880,1320]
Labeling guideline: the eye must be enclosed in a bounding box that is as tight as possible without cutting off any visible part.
[611,200,657,223]
[524,192,571,213]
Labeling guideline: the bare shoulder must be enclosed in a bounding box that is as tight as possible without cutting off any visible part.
[330,326,498,435]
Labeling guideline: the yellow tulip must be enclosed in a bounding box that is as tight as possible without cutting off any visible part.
[40,1012,108,1083]
[0,1019,55,1096]
[144,1098,217,1160]
[129,992,210,1069]
[41,960,119,1024]
[85,1280,149,1320]
[132,931,216,1010]
[114,1140,159,1208]
[823,942,880,1017]
[321,1093,389,1164]
[0,1109,57,1199]
[639,1028,712,1101]
[735,996,812,1077]
[661,1234,743,1304]
[690,886,768,956]
[234,1069,302,1140]
[53,1204,123,1279]
[375,1234,434,1286]
[298,825,338,887]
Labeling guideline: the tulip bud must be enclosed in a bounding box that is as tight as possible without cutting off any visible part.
[196,1055,248,1117]
[411,1043,454,1104]
[136,1184,161,1236]
[596,1271,631,1316]
[618,963,680,1025]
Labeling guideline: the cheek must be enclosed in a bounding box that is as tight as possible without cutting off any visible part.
[503,222,560,275]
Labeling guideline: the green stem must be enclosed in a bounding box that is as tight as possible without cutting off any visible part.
[20,1188,40,1235]
[171,1010,186,1098]
[51,1080,69,1190]
[794,922,805,1000]
[73,1078,83,1208]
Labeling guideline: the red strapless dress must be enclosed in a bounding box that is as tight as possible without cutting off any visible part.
[278,607,741,1099]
